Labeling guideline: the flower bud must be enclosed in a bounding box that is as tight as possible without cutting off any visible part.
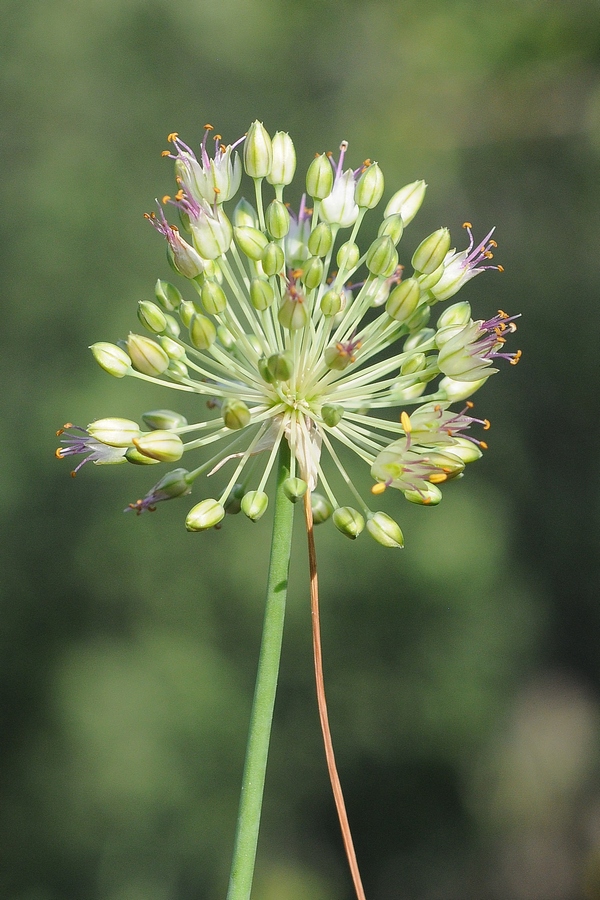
[386,278,421,322]
[185,498,225,531]
[412,228,451,275]
[283,477,307,503]
[134,430,184,462]
[400,352,427,375]
[324,343,354,371]
[146,468,192,500]
[321,404,343,427]
[306,153,334,200]
[435,324,465,349]
[90,342,131,378]
[444,437,483,464]
[278,294,309,331]
[306,223,332,258]
[234,225,269,261]
[333,506,365,539]
[267,131,296,186]
[300,256,324,290]
[222,399,251,430]
[336,241,360,270]
[320,289,343,317]
[250,277,275,310]
[217,325,235,350]
[405,303,431,332]
[367,511,404,548]
[233,197,259,228]
[261,242,285,277]
[142,409,188,431]
[244,121,272,179]
[258,357,274,384]
[189,313,217,350]
[178,300,196,328]
[437,301,472,329]
[167,359,189,382]
[321,170,359,227]
[438,374,488,402]
[162,314,181,339]
[224,483,245,515]
[166,231,205,278]
[378,213,404,246]
[404,327,436,351]
[310,493,333,524]
[267,352,293,382]
[384,180,427,224]
[138,300,167,334]
[154,279,182,312]
[201,280,227,314]
[404,483,443,506]
[417,263,444,291]
[265,199,290,239]
[124,446,161,465]
[88,417,141,447]
[191,207,232,259]
[355,162,384,209]
[127,333,170,376]
[241,490,269,521]
[366,235,398,276]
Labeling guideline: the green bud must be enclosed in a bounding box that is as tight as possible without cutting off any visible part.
[324,343,354,371]
[154,279,182,312]
[134,430,184,462]
[386,278,421,322]
[167,359,190,382]
[437,374,488,402]
[224,483,245,515]
[250,278,275,311]
[234,225,269,261]
[241,490,269,521]
[261,242,285,277]
[191,207,232,259]
[384,180,427,224]
[137,300,167,334]
[267,131,296,186]
[146,468,192,499]
[355,162,384,209]
[444,437,483,465]
[283,477,307,503]
[404,327,436,352]
[427,450,465,480]
[278,294,309,331]
[189,313,217,350]
[217,325,235,350]
[142,409,188,431]
[90,342,131,378]
[333,506,365,539]
[244,121,272,179]
[233,197,258,228]
[378,213,404,246]
[366,235,398,276]
[320,289,343,317]
[400,352,427,376]
[411,228,451,275]
[127,333,170,376]
[367,512,404,548]
[201,280,227,315]
[258,357,274,384]
[321,404,343,427]
[265,199,290,239]
[88,417,141,447]
[311,492,333,524]
[158,335,186,360]
[306,153,334,200]
[178,300,196,328]
[185,498,225,531]
[162,314,181,339]
[222,399,251,430]
[300,256,324,290]
[124,446,161,465]
[417,262,445,290]
[437,301,472,329]
[435,324,465,349]
[307,223,333,257]
[405,303,431,332]
[404,483,443,506]
[267,351,293,382]
[336,241,360,270]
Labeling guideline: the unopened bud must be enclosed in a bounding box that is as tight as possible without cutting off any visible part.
[417,263,444,291]
[384,180,427,224]
[336,241,360,270]
[222,399,251,430]
[267,131,296,186]
[437,301,472,329]
[444,437,483,464]
[134,430,184,462]
[201,280,227,314]
[300,256,324,290]
[367,512,404,548]
[321,404,343,427]
[224,483,245,515]
[265,199,290,239]
[355,162,384,209]
[233,197,259,228]
[155,279,182,312]
[142,409,188,431]
[124,446,161,465]
[138,300,167,334]
[234,225,269,261]
[386,278,421,322]
[127,333,170,376]
[311,493,333,524]
[90,342,131,378]
[283,477,307,503]
[267,352,293,382]
[366,235,398,276]
[186,498,225,531]
[278,294,309,331]
[88,417,141,447]
[163,314,181,339]
[217,325,235,350]
[261,242,285,277]
[308,223,333,257]
[189,313,217,350]
[378,213,404,246]
[411,228,451,275]
[241,490,269,521]
[306,153,334,200]
[167,359,189,382]
[320,289,343,317]
[437,374,488,402]
[405,303,431,332]
[178,300,196,328]
[244,121,272,179]
[333,506,365,539]
[250,277,275,310]
[404,483,442,505]
[400,352,427,376]
[191,207,232,259]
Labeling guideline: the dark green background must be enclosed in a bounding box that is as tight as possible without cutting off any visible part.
[2,1,600,898]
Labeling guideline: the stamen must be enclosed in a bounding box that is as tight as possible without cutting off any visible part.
[371,482,386,495]
[510,350,522,365]
[167,132,178,142]
[162,195,171,204]
[161,150,171,157]
[429,473,447,484]
[400,411,412,433]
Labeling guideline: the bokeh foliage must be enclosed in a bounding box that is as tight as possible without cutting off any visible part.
[2,0,600,897]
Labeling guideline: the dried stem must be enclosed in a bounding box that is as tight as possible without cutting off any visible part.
[303,492,367,900]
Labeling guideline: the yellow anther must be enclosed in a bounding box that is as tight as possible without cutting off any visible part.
[484,251,493,259]
[463,221,472,229]
[175,189,184,201]
[497,265,505,272]
[371,482,387,495]
[483,419,491,430]
[510,350,522,365]
[161,150,171,157]
[167,132,178,142]
[214,134,222,141]
[176,176,183,184]
[214,187,221,195]
[400,411,412,433]
[204,123,214,131]
[429,473,448,484]
[489,240,498,248]
[480,440,488,450]
[466,401,474,409]
[55,448,64,458]
[162,195,171,204]
[363,158,371,167]
[56,423,72,436]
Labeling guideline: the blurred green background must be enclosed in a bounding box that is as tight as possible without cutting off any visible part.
[3,0,600,897]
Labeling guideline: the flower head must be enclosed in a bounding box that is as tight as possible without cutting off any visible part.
[59,121,518,545]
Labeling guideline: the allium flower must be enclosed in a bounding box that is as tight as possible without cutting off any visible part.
[59,121,520,544]
[55,424,128,475]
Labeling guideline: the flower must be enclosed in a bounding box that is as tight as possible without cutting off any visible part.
[55,424,127,475]
[59,122,519,544]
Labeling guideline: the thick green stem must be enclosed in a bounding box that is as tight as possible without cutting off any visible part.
[226,442,294,900]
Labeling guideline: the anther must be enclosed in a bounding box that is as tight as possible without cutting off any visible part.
[204,123,214,131]
[480,441,488,450]
[162,195,171,204]
[489,240,498,248]
[429,473,448,484]
[167,132,178,142]
[463,222,472,229]
[175,189,184,201]
[510,350,522,365]
[55,448,64,458]
[400,411,412,433]
[214,134,222,141]
[466,401,474,408]
[161,150,171,157]
[483,419,491,430]
[497,265,505,272]
[371,482,387,495]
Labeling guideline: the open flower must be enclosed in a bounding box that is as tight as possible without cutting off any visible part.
[59,122,518,543]
[55,424,127,475]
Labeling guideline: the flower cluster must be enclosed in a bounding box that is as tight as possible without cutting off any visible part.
[57,121,519,546]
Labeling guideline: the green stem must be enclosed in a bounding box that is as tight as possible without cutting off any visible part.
[226,441,294,900]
